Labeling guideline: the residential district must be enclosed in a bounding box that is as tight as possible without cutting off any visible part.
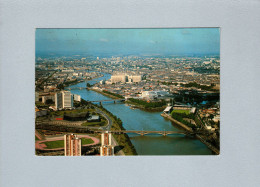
[35,55,220,156]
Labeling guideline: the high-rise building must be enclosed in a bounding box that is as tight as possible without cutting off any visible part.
[55,91,73,110]
[55,92,63,109]
[100,131,114,156]
[63,91,73,108]
[64,134,81,156]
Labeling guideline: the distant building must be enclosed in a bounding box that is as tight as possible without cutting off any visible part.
[55,92,63,109]
[100,131,114,156]
[141,90,169,100]
[129,75,142,83]
[99,80,106,85]
[190,107,196,114]
[35,108,48,117]
[73,94,81,102]
[111,75,127,83]
[111,74,142,84]
[35,92,39,102]
[87,115,100,122]
[163,105,173,114]
[55,91,73,110]
[42,94,55,104]
[64,134,81,156]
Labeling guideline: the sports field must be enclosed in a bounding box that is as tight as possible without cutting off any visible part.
[171,109,190,115]
[41,138,94,149]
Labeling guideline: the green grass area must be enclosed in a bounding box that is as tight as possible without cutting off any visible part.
[35,136,39,141]
[172,109,190,115]
[81,138,94,145]
[41,138,94,149]
[42,140,64,149]
[81,119,106,127]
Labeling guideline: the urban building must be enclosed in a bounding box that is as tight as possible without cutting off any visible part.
[100,131,114,156]
[141,90,169,100]
[73,94,81,102]
[129,75,142,83]
[111,74,142,84]
[42,94,55,104]
[55,92,63,109]
[55,91,73,110]
[35,92,39,102]
[64,134,81,156]
[111,75,127,83]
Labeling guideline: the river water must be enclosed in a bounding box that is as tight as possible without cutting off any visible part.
[68,73,213,155]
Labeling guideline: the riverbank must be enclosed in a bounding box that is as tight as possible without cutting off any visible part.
[90,89,166,112]
[161,113,192,132]
[161,113,219,155]
[196,135,220,155]
[126,101,166,112]
[63,74,104,88]
[92,103,137,155]
[89,88,121,99]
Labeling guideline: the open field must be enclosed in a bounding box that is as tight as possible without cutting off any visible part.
[172,109,190,115]
[42,140,64,149]
[81,119,106,127]
[40,138,94,149]
[81,138,94,145]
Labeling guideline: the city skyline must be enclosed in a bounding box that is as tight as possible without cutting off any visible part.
[36,28,220,56]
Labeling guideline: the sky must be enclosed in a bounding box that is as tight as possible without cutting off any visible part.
[36,28,220,56]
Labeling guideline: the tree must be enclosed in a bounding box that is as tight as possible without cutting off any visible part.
[45,99,54,104]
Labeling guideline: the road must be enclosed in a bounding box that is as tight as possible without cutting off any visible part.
[94,106,113,131]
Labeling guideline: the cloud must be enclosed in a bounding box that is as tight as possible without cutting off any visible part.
[99,38,109,42]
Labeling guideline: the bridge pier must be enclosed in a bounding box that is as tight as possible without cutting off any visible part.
[163,132,167,136]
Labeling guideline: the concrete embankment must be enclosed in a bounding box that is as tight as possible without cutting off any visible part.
[161,113,192,132]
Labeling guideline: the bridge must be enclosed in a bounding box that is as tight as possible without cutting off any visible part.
[66,87,87,90]
[90,99,125,104]
[94,130,192,136]
[35,122,207,137]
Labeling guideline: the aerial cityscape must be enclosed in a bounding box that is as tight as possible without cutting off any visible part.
[35,28,220,156]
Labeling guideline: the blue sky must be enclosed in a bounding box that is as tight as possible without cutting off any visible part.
[36,28,220,56]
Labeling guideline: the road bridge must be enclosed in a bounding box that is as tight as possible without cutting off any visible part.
[66,87,87,90]
[35,122,203,136]
[94,130,194,136]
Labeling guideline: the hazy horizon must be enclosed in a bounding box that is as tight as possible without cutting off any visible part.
[36,28,220,57]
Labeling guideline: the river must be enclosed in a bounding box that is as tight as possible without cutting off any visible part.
[68,73,213,155]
